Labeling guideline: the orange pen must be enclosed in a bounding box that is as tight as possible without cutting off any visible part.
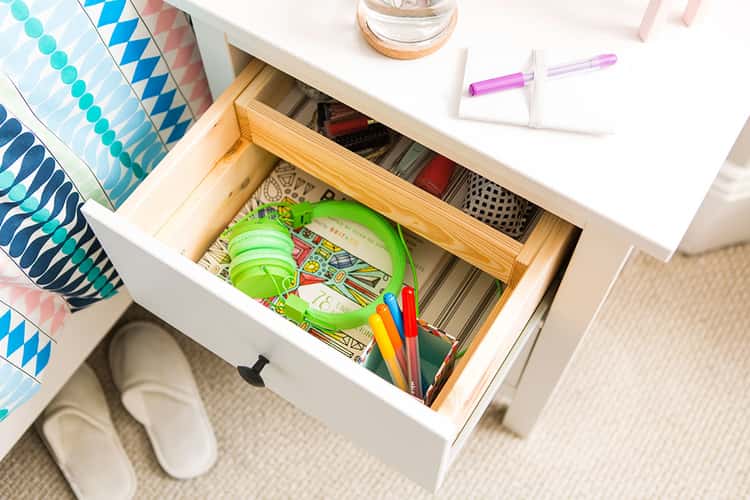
[368,314,408,392]
[376,303,407,375]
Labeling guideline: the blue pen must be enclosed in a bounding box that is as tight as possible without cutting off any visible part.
[383,292,405,341]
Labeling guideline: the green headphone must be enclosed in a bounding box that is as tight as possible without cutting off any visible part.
[225,200,406,331]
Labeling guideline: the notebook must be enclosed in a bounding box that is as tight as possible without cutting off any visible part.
[459,47,620,135]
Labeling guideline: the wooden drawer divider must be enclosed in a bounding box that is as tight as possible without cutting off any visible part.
[234,67,523,283]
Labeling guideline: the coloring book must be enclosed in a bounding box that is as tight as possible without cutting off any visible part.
[201,161,450,359]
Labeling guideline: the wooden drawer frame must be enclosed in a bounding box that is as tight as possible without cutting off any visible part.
[83,60,577,490]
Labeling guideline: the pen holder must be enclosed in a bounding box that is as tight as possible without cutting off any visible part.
[358,320,458,405]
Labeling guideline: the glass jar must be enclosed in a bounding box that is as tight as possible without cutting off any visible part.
[359,0,457,46]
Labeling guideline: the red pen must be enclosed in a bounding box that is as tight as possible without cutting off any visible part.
[376,304,407,375]
[402,285,423,399]
[325,116,377,137]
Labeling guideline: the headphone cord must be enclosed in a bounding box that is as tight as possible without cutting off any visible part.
[396,224,420,317]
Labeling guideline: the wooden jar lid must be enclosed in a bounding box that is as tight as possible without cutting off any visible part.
[357,3,457,60]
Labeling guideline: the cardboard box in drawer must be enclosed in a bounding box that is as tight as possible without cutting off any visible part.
[358,320,458,405]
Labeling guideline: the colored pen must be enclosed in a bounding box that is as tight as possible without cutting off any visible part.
[383,292,405,341]
[377,303,407,375]
[468,53,618,97]
[325,117,377,137]
[402,285,423,399]
[368,313,408,392]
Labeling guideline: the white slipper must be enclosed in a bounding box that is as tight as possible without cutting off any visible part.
[109,322,217,479]
[37,363,136,500]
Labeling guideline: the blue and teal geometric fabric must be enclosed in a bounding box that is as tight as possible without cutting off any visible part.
[0,0,207,208]
[0,357,41,421]
[0,0,210,421]
[0,295,53,421]
[0,102,122,309]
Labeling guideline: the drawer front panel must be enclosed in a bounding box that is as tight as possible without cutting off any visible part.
[83,201,455,490]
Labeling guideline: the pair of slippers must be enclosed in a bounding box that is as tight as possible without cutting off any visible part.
[36,322,217,500]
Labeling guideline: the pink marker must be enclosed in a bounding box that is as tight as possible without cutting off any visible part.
[469,53,617,97]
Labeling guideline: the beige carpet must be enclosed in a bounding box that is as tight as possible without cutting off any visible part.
[2,245,749,498]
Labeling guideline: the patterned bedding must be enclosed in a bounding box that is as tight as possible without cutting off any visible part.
[0,0,210,420]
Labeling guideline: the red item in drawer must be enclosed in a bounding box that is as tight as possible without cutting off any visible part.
[325,117,376,137]
[414,155,456,198]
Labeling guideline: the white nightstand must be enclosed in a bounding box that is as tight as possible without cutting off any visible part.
[80,0,750,490]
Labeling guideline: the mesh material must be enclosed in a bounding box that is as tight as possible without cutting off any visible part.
[462,172,535,238]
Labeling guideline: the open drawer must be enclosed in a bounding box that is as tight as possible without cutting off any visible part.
[83,60,577,491]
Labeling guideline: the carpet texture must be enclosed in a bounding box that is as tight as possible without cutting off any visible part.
[1,245,749,498]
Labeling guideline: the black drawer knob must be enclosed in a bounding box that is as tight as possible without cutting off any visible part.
[238,355,269,388]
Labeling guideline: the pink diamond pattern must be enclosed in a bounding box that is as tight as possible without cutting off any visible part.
[134,0,212,118]
[155,8,177,34]
[0,284,70,338]
[190,77,208,101]
[51,308,68,337]
[164,25,188,52]
[181,61,204,86]
[172,44,194,70]
[196,97,211,116]
[140,0,164,15]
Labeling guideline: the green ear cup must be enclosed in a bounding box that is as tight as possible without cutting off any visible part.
[227,219,297,299]
[225,201,406,330]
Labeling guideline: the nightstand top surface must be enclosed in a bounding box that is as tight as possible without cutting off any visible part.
[170,0,750,259]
